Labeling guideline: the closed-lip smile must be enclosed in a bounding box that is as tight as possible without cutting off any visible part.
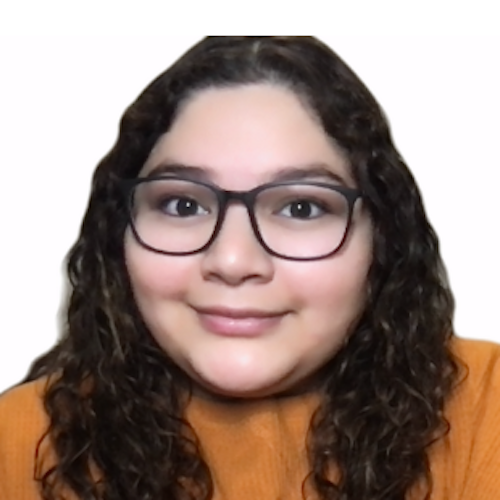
[192,306,289,337]
[194,306,287,318]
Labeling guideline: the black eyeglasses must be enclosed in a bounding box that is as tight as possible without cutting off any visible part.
[121,176,362,261]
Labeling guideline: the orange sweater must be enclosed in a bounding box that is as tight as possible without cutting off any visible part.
[1,338,500,500]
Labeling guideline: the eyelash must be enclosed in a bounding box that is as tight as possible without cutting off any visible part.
[158,196,210,216]
[276,199,329,219]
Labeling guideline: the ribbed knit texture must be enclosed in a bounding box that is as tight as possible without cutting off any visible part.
[185,390,321,499]
[1,338,500,500]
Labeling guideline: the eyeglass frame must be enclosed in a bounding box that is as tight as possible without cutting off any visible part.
[120,176,363,261]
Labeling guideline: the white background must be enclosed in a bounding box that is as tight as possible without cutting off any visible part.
[0,34,499,393]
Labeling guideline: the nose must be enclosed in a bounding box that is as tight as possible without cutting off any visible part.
[200,203,274,286]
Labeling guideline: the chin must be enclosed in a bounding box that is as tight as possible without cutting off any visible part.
[190,368,289,400]
[191,362,325,400]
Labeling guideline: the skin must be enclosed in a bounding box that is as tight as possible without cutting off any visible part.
[124,83,373,400]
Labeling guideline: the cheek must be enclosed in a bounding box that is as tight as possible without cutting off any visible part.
[281,251,371,318]
[124,234,196,304]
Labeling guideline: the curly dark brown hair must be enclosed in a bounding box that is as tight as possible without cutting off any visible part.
[24,36,461,500]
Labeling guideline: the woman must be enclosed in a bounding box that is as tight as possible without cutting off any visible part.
[0,36,499,500]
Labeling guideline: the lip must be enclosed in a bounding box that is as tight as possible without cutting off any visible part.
[192,306,288,337]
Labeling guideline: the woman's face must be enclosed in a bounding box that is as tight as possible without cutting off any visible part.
[124,83,373,399]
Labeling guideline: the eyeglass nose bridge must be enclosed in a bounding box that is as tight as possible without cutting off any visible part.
[219,188,258,210]
[206,188,267,252]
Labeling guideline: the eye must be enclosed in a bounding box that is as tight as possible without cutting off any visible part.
[279,199,326,219]
[159,197,209,217]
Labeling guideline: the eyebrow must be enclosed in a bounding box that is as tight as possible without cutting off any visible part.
[145,161,349,186]
[272,164,348,185]
[145,163,215,182]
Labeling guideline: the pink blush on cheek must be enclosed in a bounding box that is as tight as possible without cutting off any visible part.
[124,238,197,303]
[280,254,369,301]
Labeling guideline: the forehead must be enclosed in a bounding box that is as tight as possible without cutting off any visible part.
[143,84,354,187]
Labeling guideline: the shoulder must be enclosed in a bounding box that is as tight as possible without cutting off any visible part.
[447,337,500,434]
[0,376,51,454]
[0,377,52,499]
[452,336,500,368]
[0,376,49,404]
[451,337,500,402]
[428,337,500,498]
[0,377,50,437]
